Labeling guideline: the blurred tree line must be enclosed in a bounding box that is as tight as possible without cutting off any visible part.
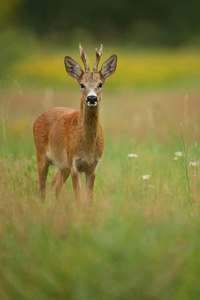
[0,0,200,46]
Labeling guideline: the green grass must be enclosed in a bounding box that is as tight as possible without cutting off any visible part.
[0,142,200,299]
[1,48,200,298]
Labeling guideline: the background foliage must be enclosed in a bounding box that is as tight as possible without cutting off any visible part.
[1,0,200,46]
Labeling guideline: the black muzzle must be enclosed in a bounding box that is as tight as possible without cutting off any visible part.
[87,95,98,107]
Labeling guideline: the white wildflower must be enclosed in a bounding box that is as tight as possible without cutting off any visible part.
[189,161,200,167]
[127,154,138,158]
[148,184,154,188]
[141,175,150,180]
[174,151,183,157]
[173,157,178,160]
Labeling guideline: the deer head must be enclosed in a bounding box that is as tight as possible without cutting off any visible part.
[64,44,117,108]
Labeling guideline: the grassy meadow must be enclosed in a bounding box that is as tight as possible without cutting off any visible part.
[0,46,200,299]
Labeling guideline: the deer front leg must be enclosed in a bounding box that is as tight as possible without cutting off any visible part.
[71,169,81,206]
[85,172,96,206]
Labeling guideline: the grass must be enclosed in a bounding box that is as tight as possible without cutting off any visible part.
[0,47,200,299]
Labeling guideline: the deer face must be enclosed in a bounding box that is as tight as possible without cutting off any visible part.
[78,72,104,107]
[64,45,117,108]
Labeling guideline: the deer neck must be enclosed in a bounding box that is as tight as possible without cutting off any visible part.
[78,100,100,149]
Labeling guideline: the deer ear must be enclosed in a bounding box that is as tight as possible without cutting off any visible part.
[100,54,117,80]
[64,56,83,80]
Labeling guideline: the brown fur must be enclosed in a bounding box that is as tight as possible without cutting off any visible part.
[33,46,117,205]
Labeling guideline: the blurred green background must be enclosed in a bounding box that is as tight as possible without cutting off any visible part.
[1,0,200,46]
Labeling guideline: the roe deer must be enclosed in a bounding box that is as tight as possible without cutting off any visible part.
[33,44,117,205]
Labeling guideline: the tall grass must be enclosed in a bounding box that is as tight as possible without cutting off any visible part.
[0,137,200,299]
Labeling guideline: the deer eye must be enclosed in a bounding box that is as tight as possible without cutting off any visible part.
[98,83,103,88]
[80,83,85,89]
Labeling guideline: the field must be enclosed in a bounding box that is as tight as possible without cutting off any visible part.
[0,47,200,299]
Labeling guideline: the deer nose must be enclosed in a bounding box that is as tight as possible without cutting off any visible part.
[87,95,98,106]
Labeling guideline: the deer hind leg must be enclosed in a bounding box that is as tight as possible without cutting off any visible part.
[52,168,70,198]
[37,157,49,200]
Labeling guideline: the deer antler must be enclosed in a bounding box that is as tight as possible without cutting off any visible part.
[93,44,103,72]
[79,43,90,72]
